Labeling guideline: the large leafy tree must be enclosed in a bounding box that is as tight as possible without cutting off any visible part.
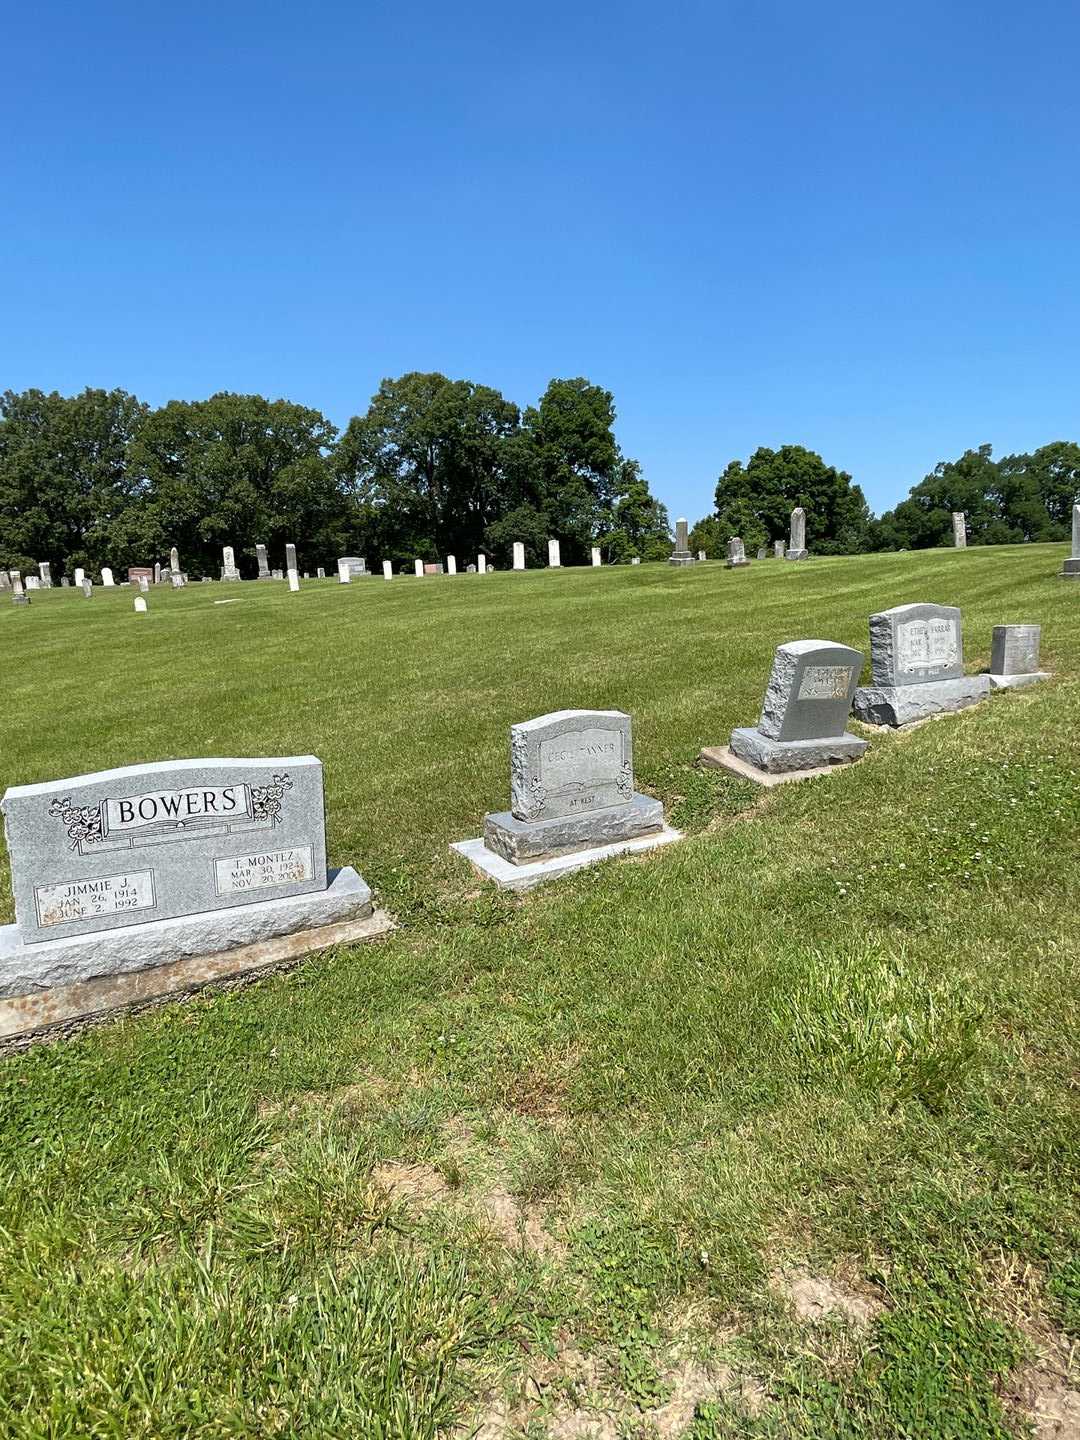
[128,393,345,576]
[335,373,520,565]
[520,378,621,563]
[601,458,671,561]
[0,387,148,577]
[713,445,872,555]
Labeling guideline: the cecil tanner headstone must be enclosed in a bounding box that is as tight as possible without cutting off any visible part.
[701,641,867,781]
[452,710,679,890]
[852,602,989,726]
[0,756,386,1042]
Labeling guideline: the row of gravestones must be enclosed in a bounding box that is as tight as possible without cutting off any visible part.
[0,599,1049,1044]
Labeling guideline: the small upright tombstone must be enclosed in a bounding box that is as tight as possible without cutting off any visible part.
[414,558,424,578]
[128,566,153,588]
[698,550,707,562]
[317,567,325,579]
[451,709,679,890]
[134,595,148,613]
[952,512,967,548]
[774,540,785,559]
[852,602,989,726]
[548,539,561,568]
[669,517,694,567]
[631,557,641,565]
[74,567,85,587]
[38,562,52,588]
[288,570,300,592]
[101,567,115,587]
[154,562,162,585]
[756,547,767,561]
[170,546,181,579]
[257,543,271,581]
[591,547,601,567]
[513,542,525,571]
[786,508,808,561]
[170,574,184,589]
[25,576,41,591]
[700,640,867,781]
[11,573,29,607]
[286,543,298,573]
[988,624,1050,690]
[447,555,457,576]
[338,559,351,583]
[1059,505,1080,579]
[60,576,70,588]
[478,554,487,574]
[726,537,751,569]
[382,560,393,580]
[81,578,93,598]
[221,546,241,581]
[139,576,150,594]
[271,569,283,581]
[0,570,10,591]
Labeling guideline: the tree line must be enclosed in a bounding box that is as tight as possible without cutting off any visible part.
[0,376,671,579]
[690,441,1079,558]
[2,379,1076,579]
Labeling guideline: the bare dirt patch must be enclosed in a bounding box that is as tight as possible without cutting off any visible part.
[1003,1327,1080,1439]
[477,1183,566,1259]
[371,1161,450,1209]
[773,1265,885,1329]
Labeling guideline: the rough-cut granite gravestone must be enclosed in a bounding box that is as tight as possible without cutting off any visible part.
[452,710,679,889]
[1060,505,1080,579]
[257,543,271,580]
[726,537,750,568]
[548,538,561,568]
[952,512,966,548]
[786,507,808,561]
[852,603,989,726]
[221,546,241,581]
[669,517,694,567]
[988,624,1049,690]
[513,542,525,570]
[0,757,376,1011]
[705,641,867,777]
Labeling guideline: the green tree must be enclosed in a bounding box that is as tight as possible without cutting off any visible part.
[0,387,148,578]
[522,378,620,563]
[688,515,726,558]
[129,393,344,577]
[336,373,520,566]
[600,458,670,561]
[713,445,871,555]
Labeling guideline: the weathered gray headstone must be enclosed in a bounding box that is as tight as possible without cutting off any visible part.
[414,558,424,577]
[478,554,487,574]
[286,543,297,572]
[74,567,85,587]
[271,569,283,581]
[101,567,115,587]
[1059,505,1080,579]
[721,641,867,774]
[698,550,707,562]
[548,538,561,568]
[139,576,150,594]
[338,557,367,580]
[446,555,457,575]
[630,556,641,565]
[134,595,148,613]
[257,543,271,580]
[852,602,989,725]
[774,540,785,559]
[25,576,41,591]
[726,537,751,569]
[81,578,93,598]
[0,755,373,1005]
[466,563,476,573]
[513,542,525,570]
[452,710,677,888]
[170,546,180,575]
[0,570,10,591]
[952,512,967,548]
[222,546,241,581]
[988,624,1049,689]
[756,547,767,560]
[382,560,393,579]
[11,572,28,607]
[786,507,807,561]
[669,517,694,567]
[38,562,52,588]
[591,547,601,567]
[60,576,70,588]
[154,562,162,584]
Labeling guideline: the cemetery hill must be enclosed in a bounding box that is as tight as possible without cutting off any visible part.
[0,387,1078,1438]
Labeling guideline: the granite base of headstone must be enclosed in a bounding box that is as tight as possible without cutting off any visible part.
[852,602,989,726]
[0,756,390,1045]
[987,624,1050,690]
[452,709,680,890]
[700,641,867,782]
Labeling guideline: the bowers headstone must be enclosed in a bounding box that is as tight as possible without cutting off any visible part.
[988,624,1049,690]
[701,641,867,779]
[852,602,989,726]
[452,710,678,889]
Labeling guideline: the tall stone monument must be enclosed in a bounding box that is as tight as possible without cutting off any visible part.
[286,543,298,573]
[38,562,52,588]
[414,558,424,577]
[987,624,1050,690]
[726,537,750,569]
[852,602,989,726]
[591,547,602,567]
[478,554,487,574]
[1059,504,1080,579]
[786,508,808,561]
[0,755,387,1042]
[548,539,561,568]
[257,543,271,580]
[513,542,525,570]
[452,710,679,890]
[11,573,29,607]
[221,546,241,581]
[952,512,967,548]
[700,641,867,781]
[669,517,694,567]
[382,560,393,579]
[447,555,457,575]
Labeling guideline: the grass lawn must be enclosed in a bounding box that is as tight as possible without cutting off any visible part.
[0,545,1077,1439]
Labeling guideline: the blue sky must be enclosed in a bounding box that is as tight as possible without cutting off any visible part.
[3,0,1078,521]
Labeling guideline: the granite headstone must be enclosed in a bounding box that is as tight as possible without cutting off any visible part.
[852,602,989,726]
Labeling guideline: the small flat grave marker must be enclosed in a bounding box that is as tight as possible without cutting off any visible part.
[988,624,1050,690]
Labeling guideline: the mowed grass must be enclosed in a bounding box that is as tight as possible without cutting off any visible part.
[0,546,1077,1439]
